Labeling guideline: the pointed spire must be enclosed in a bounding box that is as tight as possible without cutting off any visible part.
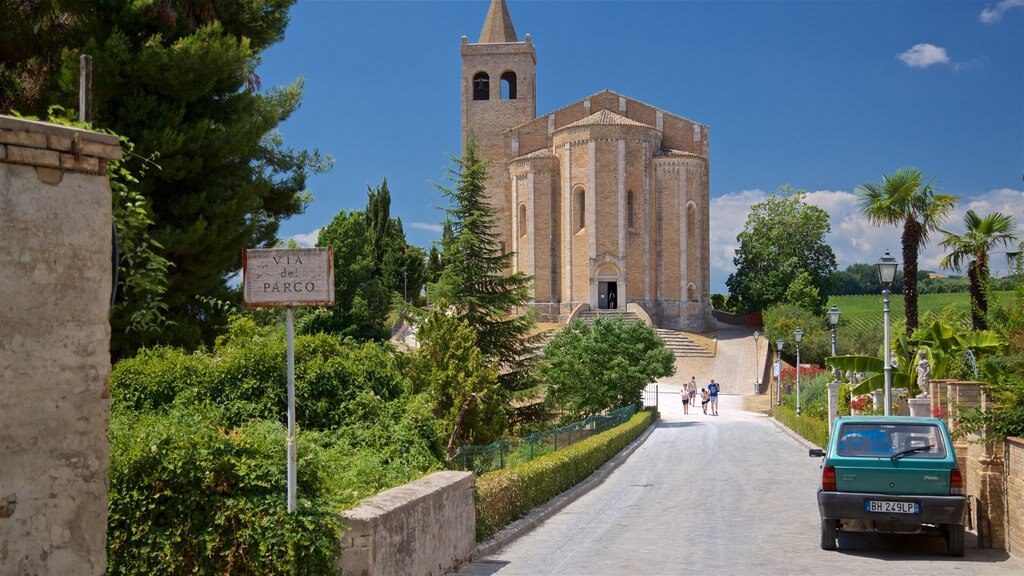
[478,0,518,43]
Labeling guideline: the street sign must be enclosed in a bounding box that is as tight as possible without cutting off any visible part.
[241,247,334,513]
[242,247,334,307]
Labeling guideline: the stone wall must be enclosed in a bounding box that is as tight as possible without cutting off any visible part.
[336,471,475,576]
[0,115,121,574]
[1006,438,1024,559]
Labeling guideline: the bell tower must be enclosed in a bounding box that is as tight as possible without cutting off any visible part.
[460,0,537,249]
[461,0,536,154]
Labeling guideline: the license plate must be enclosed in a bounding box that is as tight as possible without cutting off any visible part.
[866,500,920,514]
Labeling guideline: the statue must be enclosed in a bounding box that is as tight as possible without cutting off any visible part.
[916,349,931,397]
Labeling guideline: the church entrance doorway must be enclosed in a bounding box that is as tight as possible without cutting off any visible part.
[598,281,618,310]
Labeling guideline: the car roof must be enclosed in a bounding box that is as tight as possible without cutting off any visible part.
[835,416,943,423]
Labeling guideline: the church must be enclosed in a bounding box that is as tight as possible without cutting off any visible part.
[462,0,713,332]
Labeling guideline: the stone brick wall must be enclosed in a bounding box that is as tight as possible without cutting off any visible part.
[336,471,475,576]
[1007,438,1024,559]
[0,115,121,575]
[967,436,1006,549]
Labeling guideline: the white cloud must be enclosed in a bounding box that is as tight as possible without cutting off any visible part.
[898,43,950,68]
[709,189,767,283]
[409,222,444,233]
[287,228,320,248]
[980,0,1024,23]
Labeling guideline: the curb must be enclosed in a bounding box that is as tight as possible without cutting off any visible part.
[469,412,660,560]
[766,414,822,451]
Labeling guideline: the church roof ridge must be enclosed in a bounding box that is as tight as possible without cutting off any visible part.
[653,147,704,158]
[504,89,710,135]
[561,108,651,129]
[511,148,557,162]
[479,0,518,43]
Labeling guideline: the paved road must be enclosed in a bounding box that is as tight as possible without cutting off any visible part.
[458,391,1024,576]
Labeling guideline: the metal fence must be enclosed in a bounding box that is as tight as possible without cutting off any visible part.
[456,405,637,474]
[642,384,659,410]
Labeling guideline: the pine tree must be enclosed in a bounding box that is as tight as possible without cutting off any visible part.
[429,140,541,404]
[1,1,330,352]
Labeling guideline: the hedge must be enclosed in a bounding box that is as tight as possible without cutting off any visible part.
[774,404,829,449]
[474,408,655,540]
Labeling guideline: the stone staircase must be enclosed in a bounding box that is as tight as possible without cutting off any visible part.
[656,328,714,358]
[575,309,641,324]
[572,310,713,359]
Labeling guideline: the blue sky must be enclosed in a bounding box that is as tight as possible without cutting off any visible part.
[258,0,1024,294]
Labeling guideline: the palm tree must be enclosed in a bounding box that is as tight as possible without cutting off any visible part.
[939,210,1018,330]
[856,168,958,336]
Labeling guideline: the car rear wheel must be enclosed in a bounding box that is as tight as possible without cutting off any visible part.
[946,523,965,557]
[820,519,838,551]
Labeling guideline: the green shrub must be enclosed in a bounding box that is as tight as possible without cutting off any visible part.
[107,316,445,574]
[474,409,655,540]
[838,384,852,417]
[774,404,829,448]
[106,406,344,575]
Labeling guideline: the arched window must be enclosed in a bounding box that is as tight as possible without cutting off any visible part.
[500,71,517,100]
[473,72,490,101]
[627,190,635,228]
[518,203,527,237]
[574,187,586,233]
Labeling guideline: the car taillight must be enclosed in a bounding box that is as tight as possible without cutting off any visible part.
[822,465,836,491]
[950,469,964,495]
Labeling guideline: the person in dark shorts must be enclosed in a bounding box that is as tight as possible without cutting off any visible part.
[701,388,710,414]
[708,378,721,416]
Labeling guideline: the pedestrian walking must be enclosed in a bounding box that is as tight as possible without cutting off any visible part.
[708,378,721,416]
[680,386,690,414]
[688,377,697,407]
[700,388,710,414]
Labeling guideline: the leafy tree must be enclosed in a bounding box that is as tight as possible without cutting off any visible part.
[309,209,390,340]
[726,187,837,313]
[429,140,542,403]
[309,180,427,338]
[405,304,501,456]
[828,263,904,296]
[542,318,675,418]
[856,168,958,335]
[762,304,832,366]
[2,0,331,351]
[784,271,825,316]
[939,210,1019,330]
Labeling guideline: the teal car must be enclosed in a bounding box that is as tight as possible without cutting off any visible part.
[809,416,966,556]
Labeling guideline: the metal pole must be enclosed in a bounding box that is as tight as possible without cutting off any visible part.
[753,333,760,394]
[79,55,92,123]
[796,342,802,416]
[831,326,839,381]
[286,307,297,513]
[883,288,892,416]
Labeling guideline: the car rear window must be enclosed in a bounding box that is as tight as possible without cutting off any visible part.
[836,423,947,459]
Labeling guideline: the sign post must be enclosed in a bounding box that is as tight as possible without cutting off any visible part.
[243,248,334,513]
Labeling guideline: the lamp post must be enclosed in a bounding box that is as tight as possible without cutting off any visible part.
[775,338,784,406]
[753,330,760,394]
[828,304,841,380]
[794,327,804,416]
[876,250,899,416]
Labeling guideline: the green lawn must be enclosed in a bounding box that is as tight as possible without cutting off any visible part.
[828,291,1012,333]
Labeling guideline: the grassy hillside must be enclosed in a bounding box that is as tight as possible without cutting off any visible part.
[828,291,1012,334]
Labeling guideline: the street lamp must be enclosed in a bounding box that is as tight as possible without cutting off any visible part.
[794,327,804,416]
[753,330,760,394]
[775,338,784,406]
[876,250,899,416]
[828,304,841,380]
